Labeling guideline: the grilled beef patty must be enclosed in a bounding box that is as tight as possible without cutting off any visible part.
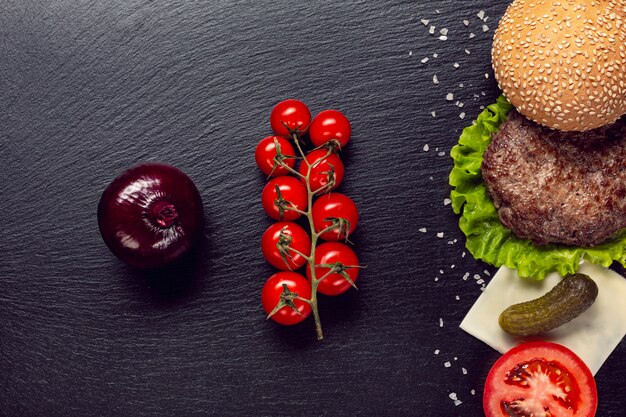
[482,110,626,247]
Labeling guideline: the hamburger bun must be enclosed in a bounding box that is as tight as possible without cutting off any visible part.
[492,0,626,131]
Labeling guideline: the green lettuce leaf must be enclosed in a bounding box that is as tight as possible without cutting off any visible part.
[449,96,626,279]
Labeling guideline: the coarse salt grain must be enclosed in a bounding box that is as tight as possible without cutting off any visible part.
[440,28,448,36]
[477,10,485,20]
[434,349,440,355]
[431,111,437,117]
[462,367,468,375]
[421,19,430,25]
[482,24,489,32]
[446,93,454,101]
[459,112,466,119]
[444,198,451,205]
[439,35,448,41]
[437,232,444,238]
[423,144,429,151]
[421,57,429,63]
[433,75,439,84]
[463,19,469,26]
[444,361,451,368]
[419,227,427,233]
[429,26,436,34]
[469,33,475,38]
[439,318,444,327]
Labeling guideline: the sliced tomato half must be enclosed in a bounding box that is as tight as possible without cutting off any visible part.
[484,341,597,417]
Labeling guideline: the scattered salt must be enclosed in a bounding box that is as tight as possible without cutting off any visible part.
[421,57,429,63]
[444,361,451,368]
[434,349,440,355]
[433,75,439,84]
[440,28,449,36]
[469,33,475,38]
[453,62,460,69]
[421,19,430,25]
[439,35,448,41]
[439,318,444,327]
[482,24,489,32]
[437,232,444,238]
[459,112,466,119]
[463,19,469,26]
[462,367,468,375]
[477,10,485,20]
[429,26,436,35]
[419,228,427,233]
[446,93,454,101]
[423,144,429,151]
[444,198,451,206]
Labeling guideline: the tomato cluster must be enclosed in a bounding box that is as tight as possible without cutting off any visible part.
[255,99,360,337]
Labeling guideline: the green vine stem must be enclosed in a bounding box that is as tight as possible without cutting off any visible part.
[291,132,329,340]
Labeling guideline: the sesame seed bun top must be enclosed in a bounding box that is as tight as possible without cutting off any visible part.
[492,0,626,131]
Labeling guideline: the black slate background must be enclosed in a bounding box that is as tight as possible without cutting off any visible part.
[1,0,624,416]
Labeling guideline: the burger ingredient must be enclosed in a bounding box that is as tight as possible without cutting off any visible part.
[499,274,598,337]
[255,135,296,177]
[492,0,626,131]
[262,272,312,325]
[269,99,311,137]
[460,261,626,375]
[261,176,308,221]
[482,110,626,247]
[261,222,311,270]
[312,193,359,241]
[449,97,626,279]
[309,109,352,148]
[97,163,204,269]
[483,341,597,417]
[306,242,359,296]
[298,149,345,195]
[258,99,361,339]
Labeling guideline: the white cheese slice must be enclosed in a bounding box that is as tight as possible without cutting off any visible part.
[460,261,626,375]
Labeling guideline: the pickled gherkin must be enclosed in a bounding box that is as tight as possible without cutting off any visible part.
[498,273,598,337]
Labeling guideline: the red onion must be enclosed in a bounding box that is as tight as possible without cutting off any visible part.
[97,163,203,268]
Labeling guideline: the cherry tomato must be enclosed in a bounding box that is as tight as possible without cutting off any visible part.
[261,222,311,270]
[261,176,308,221]
[261,271,312,325]
[309,109,352,148]
[484,341,597,417]
[255,136,296,177]
[298,149,344,194]
[306,242,359,296]
[270,99,311,137]
[312,193,358,241]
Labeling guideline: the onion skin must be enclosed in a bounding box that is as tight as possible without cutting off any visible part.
[97,163,204,269]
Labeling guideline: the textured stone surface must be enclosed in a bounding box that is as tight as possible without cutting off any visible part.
[1,0,624,416]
